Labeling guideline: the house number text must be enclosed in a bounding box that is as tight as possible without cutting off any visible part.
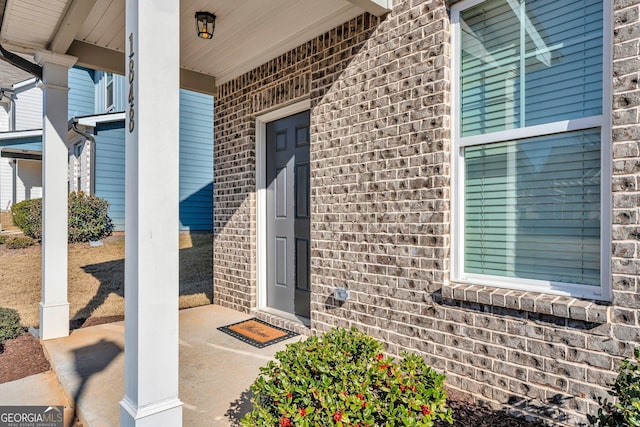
[128,33,135,133]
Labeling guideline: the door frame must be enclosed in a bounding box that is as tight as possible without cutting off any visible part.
[255,99,311,312]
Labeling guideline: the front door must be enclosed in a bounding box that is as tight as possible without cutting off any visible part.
[266,110,310,318]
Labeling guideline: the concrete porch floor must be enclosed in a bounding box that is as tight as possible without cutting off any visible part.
[42,305,306,426]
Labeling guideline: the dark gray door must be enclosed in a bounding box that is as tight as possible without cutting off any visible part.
[266,110,310,318]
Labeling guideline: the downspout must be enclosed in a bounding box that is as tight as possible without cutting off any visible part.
[11,158,16,206]
[6,91,15,131]
[9,92,15,131]
[70,119,96,194]
[0,88,15,131]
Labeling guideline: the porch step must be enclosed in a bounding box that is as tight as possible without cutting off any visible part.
[0,371,75,427]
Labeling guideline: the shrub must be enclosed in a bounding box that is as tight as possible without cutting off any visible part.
[589,348,640,426]
[10,198,42,239]
[0,307,23,343]
[242,327,453,427]
[6,236,36,249]
[10,192,113,243]
[0,235,7,244]
[67,192,113,243]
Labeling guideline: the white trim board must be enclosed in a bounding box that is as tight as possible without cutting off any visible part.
[76,112,126,128]
[0,129,42,140]
[254,99,311,311]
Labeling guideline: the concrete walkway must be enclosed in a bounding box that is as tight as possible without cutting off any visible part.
[0,371,74,425]
[42,305,305,426]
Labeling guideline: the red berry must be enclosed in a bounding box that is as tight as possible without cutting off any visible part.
[280,416,292,427]
[299,408,306,416]
[421,405,431,416]
[334,411,343,422]
[376,353,384,360]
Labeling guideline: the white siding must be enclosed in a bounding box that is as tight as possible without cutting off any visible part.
[0,107,10,132]
[0,157,15,209]
[15,159,42,202]
[14,86,42,131]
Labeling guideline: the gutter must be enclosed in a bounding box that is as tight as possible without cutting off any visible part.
[0,44,42,79]
[70,118,96,194]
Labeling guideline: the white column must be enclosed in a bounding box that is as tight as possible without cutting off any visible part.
[35,51,77,341]
[120,1,182,426]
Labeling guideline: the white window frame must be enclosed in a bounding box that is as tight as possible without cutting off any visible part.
[105,72,115,112]
[450,0,612,300]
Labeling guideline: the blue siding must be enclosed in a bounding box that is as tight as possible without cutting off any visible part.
[93,122,126,231]
[93,90,213,232]
[94,71,126,114]
[179,89,213,231]
[68,67,95,118]
[0,135,42,152]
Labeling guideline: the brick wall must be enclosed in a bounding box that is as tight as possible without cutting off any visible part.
[214,1,640,424]
[214,15,380,313]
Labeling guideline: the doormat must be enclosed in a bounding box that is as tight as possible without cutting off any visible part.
[217,318,298,348]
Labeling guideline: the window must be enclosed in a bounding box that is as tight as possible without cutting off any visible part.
[451,0,611,299]
[105,72,114,111]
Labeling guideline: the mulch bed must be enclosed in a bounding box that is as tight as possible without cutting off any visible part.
[437,390,547,427]
[69,315,124,330]
[0,333,50,384]
[0,316,125,385]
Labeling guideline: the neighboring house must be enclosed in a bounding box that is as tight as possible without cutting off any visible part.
[0,77,43,210]
[0,66,214,231]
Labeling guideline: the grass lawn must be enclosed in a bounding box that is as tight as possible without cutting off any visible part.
[0,230,213,328]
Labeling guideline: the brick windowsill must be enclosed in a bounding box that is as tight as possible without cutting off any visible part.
[442,283,610,323]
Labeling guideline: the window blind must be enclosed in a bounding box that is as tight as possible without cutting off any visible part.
[464,129,601,285]
[460,0,603,137]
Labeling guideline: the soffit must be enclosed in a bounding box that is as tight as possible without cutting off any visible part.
[1,0,364,85]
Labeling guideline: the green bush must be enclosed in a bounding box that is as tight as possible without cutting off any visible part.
[0,235,8,244]
[589,348,640,426]
[10,192,113,243]
[67,192,114,243]
[6,236,36,249]
[10,198,42,239]
[0,307,23,343]
[242,327,453,427]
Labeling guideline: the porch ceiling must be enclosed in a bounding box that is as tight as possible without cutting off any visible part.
[0,0,387,90]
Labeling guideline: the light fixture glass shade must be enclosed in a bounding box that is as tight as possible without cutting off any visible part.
[195,11,216,39]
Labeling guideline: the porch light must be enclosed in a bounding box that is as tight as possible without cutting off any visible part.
[195,11,216,39]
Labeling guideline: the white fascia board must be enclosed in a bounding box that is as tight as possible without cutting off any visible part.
[0,129,42,140]
[75,112,125,128]
[346,0,392,16]
[0,147,41,156]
